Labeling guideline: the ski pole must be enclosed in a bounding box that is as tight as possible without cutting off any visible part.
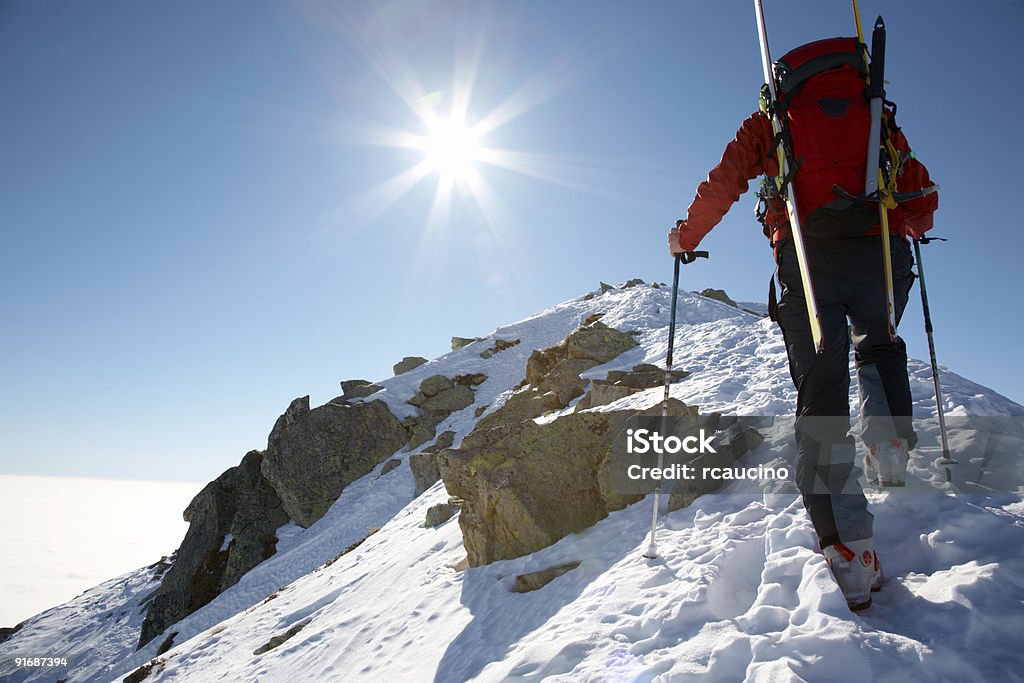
[645,235,707,560]
[913,236,957,482]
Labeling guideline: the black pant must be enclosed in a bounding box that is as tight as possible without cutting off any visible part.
[775,236,916,547]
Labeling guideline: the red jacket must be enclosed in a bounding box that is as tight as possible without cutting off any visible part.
[677,111,937,252]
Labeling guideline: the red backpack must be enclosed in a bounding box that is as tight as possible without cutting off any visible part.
[773,37,879,236]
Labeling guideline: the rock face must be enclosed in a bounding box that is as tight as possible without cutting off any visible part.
[138,450,288,649]
[394,356,428,375]
[262,396,408,527]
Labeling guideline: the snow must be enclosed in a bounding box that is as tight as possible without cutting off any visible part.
[1,281,1022,683]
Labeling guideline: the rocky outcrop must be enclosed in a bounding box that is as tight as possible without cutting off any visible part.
[699,288,738,308]
[480,338,520,359]
[138,450,288,649]
[437,315,764,568]
[262,396,407,527]
[340,379,383,399]
[439,411,618,566]
[404,374,478,449]
[439,398,763,567]
[451,336,483,350]
[394,356,428,375]
[576,363,690,410]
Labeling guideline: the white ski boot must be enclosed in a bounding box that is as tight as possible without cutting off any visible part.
[824,538,878,611]
[866,438,909,487]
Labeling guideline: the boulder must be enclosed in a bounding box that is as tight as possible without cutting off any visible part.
[512,561,582,593]
[439,391,760,568]
[577,381,638,409]
[340,379,383,399]
[623,278,646,289]
[451,336,483,350]
[425,502,459,527]
[138,450,288,649]
[394,356,428,375]
[380,459,402,477]
[417,385,475,415]
[438,411,630,567]
[262,397,407,527]
[566,320,639,364]
[480,338,520,359]
[454,373,488,387]
[539,357,598,406]
[419,374,454,398]
[699,288,738,308]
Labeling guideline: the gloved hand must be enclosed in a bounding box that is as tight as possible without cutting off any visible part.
[668,221,700,256]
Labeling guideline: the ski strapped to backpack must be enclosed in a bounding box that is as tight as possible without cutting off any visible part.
[754,0,824,354]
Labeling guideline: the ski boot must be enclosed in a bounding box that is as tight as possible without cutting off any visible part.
[824,538,878,611]
[866,438,909,487]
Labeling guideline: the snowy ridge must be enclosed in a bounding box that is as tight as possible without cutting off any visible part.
[1,282,1022,682]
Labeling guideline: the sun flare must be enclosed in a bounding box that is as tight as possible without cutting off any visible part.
[418,115,482,183]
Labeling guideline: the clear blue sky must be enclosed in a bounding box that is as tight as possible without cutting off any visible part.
[2,0,1022,483]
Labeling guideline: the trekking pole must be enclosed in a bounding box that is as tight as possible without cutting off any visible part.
[645,231,707,559]
[913,236,957,482]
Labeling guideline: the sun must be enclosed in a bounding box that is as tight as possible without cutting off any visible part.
[418,114,482,184]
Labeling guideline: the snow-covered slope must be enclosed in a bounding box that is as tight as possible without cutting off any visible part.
[2,282,1022,683]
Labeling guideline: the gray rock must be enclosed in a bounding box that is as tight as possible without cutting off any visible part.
[439,394,746,568]
[406,413,439,450]
[566,320,639,364]
[578,381,639,409]
[512,561,582,593]
[420,374,454,398]
[438,412,627,567]
[380,459,401,477]
[454,373,488,387]
[394,356,428,375]
[623,278,646,289]
[340,379,383,399]
[253,620,308,656]
[409,452,440,495]
[480,338,520,359]
[138,450,288,649]
[540,357,598,406]
[425,502,459,527]
[418,385,475,415]
[599,282,614,293]
[451,336,483,350]
[699,288,738,308]
[262,398,407,527]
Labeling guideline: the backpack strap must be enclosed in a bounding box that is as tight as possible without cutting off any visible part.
[775,46,868,111]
